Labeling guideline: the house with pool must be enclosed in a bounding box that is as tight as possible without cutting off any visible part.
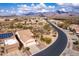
[0,29,37,55]
[0,32,19,55]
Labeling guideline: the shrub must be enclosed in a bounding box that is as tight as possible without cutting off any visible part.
[23,47,30,52]
[43,23,51,31]
[40,35,52,44]
[73,41,79,45]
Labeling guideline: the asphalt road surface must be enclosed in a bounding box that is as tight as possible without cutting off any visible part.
[33,20,68,56]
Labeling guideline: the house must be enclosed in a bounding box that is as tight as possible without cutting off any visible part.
[69,24,79,35]
[15,29,36,48]
[74,26,79,35]
[0,32,19,54]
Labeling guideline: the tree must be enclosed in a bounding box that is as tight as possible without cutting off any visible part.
[40,35,52,44]
[44,37,52,44]
[25,47,30,51]
[23,47,30,52]
[4,19,10,21]
[36,20,38,22]
[9,22,14,29]
[43,23,51,31]
[24,21,27,25]
[13,18,19,21]
[40,34,44,41]
[16,23,23,28]
[73,41,79,45]
[23,26,28,29]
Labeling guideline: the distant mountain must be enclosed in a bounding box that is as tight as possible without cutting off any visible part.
[0,11,79,17]
[56,10,68,14]
[22,12,36,15]
[0,14,17,17]
[20,12,45,17]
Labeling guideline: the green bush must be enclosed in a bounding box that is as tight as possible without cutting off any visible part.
[44,37,52,44]
[40,36,52,44]
[43,23,51,31]
[73,41,79,45]
[16,23,23,28]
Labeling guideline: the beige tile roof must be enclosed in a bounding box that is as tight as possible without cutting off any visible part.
[17,29,34,43]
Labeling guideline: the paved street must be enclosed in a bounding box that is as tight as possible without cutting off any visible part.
[33,20,68,56]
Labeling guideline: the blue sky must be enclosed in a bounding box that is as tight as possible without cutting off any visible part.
[0,3,58,9]
[0,3,79,16]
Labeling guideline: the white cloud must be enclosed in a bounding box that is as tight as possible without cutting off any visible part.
[33,3,47,10]
[39,3,47,8]
[16,3,49,13]
[37,9,49,12]
[17,4,31,11]
[48,6,53,8]
[6,10,9,12]
[59,8,66,12]
[0,9,4,12]
[18,10,24,13]
[0,3,57,15]
[71,3,79,6]
[21,4,27,7]
[31,3,35,7]
[58,3,79,6]
[48,6,55,9]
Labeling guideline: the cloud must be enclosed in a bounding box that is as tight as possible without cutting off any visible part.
[0,9,4,12]
[32,3,47,10]
[0,3,55,15]
[48,5,55,10]
[31,3,35,7]
[57,3,79,7]
[17,4,31,11]
[16,4,32,15]
[36,9,49,13]
[39,3,47,8]
[57,3,79,13]
[2,3,79,16]
[6,10,9,12]
[59,8,66,11]
[16,3,54,13]
[71,3,79,6]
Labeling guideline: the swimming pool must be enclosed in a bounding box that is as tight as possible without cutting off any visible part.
[0,33,13,39]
